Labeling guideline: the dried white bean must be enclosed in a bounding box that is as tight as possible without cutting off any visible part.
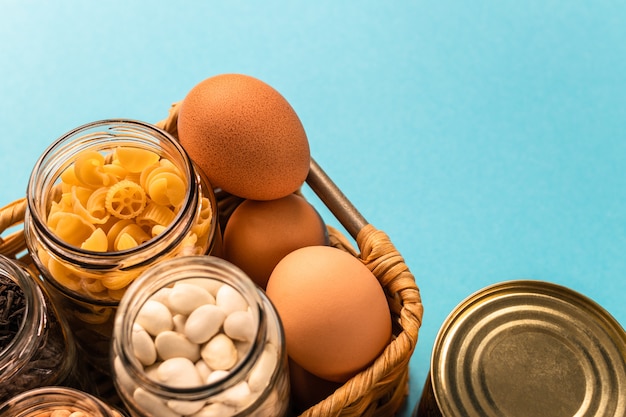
[155,330,200,361]
[206,369,230,384]
[136,299,173,336]
[167,399,206,415]
[191,402,236,417]
[212,380,252,408]
[169,282,215,315]
[224,310,255,342]
[132,323,157,366]
[201,334,238,370]
[185,304,226,344]
[172,314,187,333]
[180,278,222,297]
[150,287,173,308]
[195,359,212,381]
[216,284,248,315]
[248,344,278,392]
[157,357,203,388]
[133,388,180,417]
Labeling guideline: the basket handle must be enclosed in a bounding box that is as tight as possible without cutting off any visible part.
[305,158,368,240]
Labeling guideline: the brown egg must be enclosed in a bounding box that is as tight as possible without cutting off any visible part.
[266,245,392,383]
[177,73,311,200]
[223,194,328,289]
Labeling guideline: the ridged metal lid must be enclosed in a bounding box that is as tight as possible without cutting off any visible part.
[431,280,626,417]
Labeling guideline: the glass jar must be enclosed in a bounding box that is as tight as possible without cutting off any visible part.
[111,255,290,417]
[0,254,79,403]
[0,386,127,417]
[24,119,220,373]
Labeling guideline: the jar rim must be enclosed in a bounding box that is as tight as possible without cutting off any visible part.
[113,255,268,400]
[25,119,201,266]
[0,386,120,417]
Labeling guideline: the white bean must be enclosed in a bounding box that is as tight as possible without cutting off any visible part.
[191,402,236,417]
[133,388,180,417]
[136,300,173,336]
[150,287,173,308]
[206,369,230,384]
[180,278,222,297]
[212,381,252,408]
[216,284,248,315]
[167,399,206,415]
[201,334,238,370]
[195,359,212,381]
[132,323,157,366]
[223,310,255,342]
[157,357,203,388]
[185,304,226,344]
[169,282,215,315]
[172,314,187,333]
[248,344,278,392]
[155,330,200,362]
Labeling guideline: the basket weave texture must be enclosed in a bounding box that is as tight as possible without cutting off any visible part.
[0,104,423,417]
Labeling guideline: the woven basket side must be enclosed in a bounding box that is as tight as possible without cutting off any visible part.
[299,224,422,417]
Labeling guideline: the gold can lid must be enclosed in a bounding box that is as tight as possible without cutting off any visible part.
[431,280,626,417]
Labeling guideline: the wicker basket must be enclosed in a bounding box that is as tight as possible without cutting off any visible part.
[0,103,423,417]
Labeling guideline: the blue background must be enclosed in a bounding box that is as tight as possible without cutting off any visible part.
[1,1,625,415]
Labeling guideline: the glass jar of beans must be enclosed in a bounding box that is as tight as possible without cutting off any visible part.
[24,119,221,373]
[0,386,127,417]
[111,255,290,417]
[0,254,80,403]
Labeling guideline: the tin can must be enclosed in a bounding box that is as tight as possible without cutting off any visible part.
[415,280,626,417]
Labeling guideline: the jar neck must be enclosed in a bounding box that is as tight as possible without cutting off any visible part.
[114,256,268,401]
[0,386,118,416]
[25,119,200,272]
[0,256,46,380]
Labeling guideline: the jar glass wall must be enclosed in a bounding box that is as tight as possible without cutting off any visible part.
[24,119,220,373]
[0,254,79,402]
[111,255,290,417]
[0,386,126,417]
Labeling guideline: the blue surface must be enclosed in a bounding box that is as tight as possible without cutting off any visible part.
[2,2,625,415]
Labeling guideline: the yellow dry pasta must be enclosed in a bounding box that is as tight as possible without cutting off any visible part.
[43,145,214,299]
[113,223,150,251]
[115,146,161,173]
[85,186,111,223]
[73,150,111,188]
[105,179,147,219]
[81,228,108,252]
[136,201,176,228]
[72,186,110,225]
[101,271,139,291]
[81,277,107,294]
[147,171,187,207]
[47,257,82,292]
[48,212,95,247]
[192,196,213,238]
[105,219,134,251]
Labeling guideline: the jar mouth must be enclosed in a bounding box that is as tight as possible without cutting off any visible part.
[114,256,268,400]
[0,386,117,417]
[26,119,202,267]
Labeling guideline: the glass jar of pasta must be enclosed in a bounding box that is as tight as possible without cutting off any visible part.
[0,254,80,403]
[0,386,127,417]
[111,256,290,417]
[24,119,220,374]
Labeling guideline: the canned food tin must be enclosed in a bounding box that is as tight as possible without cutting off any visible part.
[416,280,626,417]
